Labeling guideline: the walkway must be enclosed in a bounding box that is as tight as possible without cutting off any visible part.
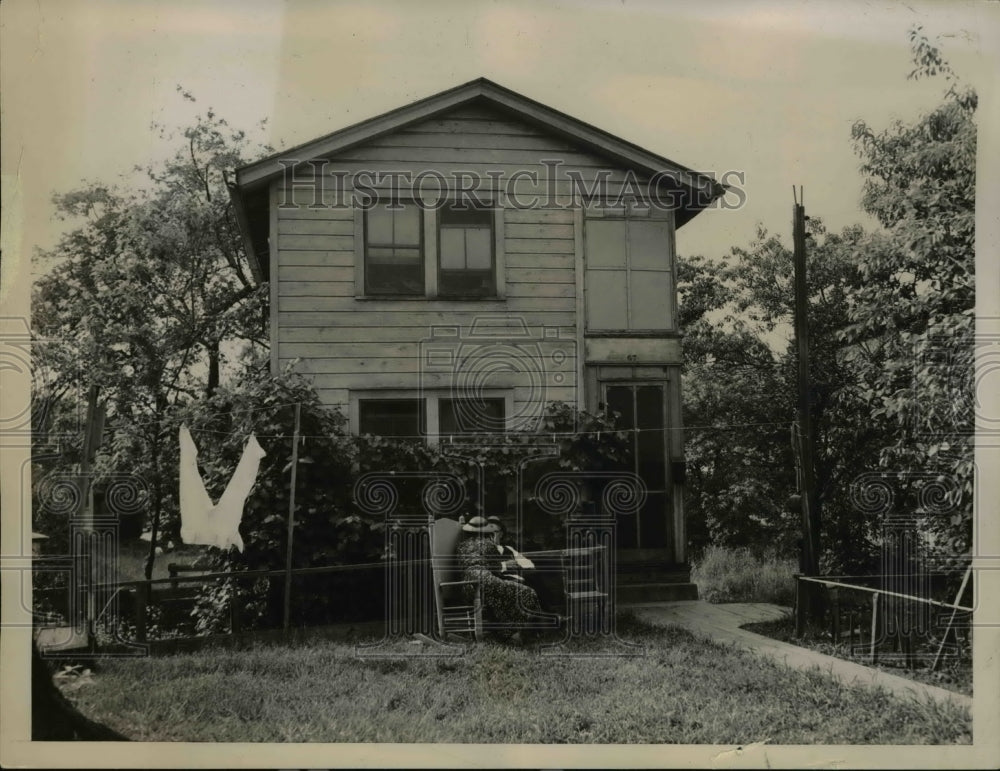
[626,600,971,710]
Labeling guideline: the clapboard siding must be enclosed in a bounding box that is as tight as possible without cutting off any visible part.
[277,310,576,327]
[272,102,675,415]
[277,218,355,235]
[278,297,576,313]
[278,265,356,283]
[304,372,577,396]
[505,223,574,240]
[279,251,356,267]
[504,208,574,224]
[276,178,648,204]
[370,132,580,152]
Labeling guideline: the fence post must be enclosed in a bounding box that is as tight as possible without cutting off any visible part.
[831,588,840,643]
[794,575,805,636]
[134,582,148,644]
[230,588,241,638]
[870,593,879,664]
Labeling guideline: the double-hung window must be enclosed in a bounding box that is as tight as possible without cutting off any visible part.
[357,398,426,439]
[354,394,508,439]
[363,201,424,295]
[358,199,502,299]
[438,204,495,298]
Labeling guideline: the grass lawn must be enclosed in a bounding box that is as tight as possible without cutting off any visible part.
[744,615,973,698]
[60,614,970,744]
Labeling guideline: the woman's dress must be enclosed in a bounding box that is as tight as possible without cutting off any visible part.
[457,536,543,627]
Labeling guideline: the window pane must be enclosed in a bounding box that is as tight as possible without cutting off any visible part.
[636,385,666,490]
[393,205,421,246]
[586,269,627,329]
[464,227,492,269]
[440,205,492,227]
[439,228,466,269]
[440,398,505,434]
[629,270,672,329]
[359,399,424,438]
[586,220,626,268]
[439,270,494,297]
[605,386,634,430]
[367,247,421,264]
[366,264,424,295]
[366,206,393,244]
[629,220,670,269]
[639,492,668,549]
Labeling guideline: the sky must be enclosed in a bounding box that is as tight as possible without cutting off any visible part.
[2,0,997,294]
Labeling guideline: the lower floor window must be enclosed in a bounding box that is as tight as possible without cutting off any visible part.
[358,398,425,439]
[439,397,505,435]
[355,394,508,439]
[354,393,509,516]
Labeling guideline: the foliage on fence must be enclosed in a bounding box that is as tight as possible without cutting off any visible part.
[180,365,629,633]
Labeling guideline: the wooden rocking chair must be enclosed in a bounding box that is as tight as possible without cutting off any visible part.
[430,517,484,641]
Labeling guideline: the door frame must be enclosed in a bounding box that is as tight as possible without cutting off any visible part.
[599,377,673,554]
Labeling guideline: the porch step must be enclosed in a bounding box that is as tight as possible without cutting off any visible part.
[617,582,699,603]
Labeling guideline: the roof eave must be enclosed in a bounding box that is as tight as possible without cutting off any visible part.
[234,78,719,202]
[227,182,266,284]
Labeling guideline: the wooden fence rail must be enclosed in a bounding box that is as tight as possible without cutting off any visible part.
[39,547,600,652]
[793,573,973,669]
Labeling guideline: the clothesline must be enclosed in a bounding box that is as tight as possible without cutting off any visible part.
[114,400,309,431]
[112,399,794,438]
[181,420,795,440]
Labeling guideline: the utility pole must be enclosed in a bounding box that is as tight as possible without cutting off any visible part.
[792,188,822,624]
[77,384,106,650]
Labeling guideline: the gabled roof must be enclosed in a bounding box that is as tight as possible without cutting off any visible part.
[230,77,726,281]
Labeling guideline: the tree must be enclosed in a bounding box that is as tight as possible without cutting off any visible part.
[679,223,882,570]
[680,27,975,572]
[845,26,975,557]
[32,91,271,578]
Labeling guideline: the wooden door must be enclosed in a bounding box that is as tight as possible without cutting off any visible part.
[603,382,672,552]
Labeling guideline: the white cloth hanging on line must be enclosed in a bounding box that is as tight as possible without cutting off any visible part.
[179,425,266,552]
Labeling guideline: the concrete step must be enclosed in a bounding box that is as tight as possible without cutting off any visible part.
[617,582,699,603]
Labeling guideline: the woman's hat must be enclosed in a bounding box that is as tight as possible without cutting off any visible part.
[461,515,500,534]
[486,516,506,533]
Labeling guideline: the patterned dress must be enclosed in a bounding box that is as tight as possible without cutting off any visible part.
[457,535,543,627]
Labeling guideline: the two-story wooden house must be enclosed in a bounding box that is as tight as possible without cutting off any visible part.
[230,78,724,600]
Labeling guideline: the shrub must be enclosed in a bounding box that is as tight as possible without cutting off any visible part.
[691,545,796,605]
[183,366,631,633]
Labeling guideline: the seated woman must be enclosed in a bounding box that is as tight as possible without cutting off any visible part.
[456,516,546,634]
[487,516,565,615]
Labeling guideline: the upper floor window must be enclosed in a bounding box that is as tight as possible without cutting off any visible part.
[438,205,495,298]
[364,202,424,295]
[584,214,675,331]
[357,199,504,300]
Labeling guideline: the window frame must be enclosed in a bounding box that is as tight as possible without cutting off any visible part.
[437,203,497,299]
[357,396,427,439]
[359,199,426,297]
[583,207,676,333]
[354,197,506,300]
[349,390,514,443]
